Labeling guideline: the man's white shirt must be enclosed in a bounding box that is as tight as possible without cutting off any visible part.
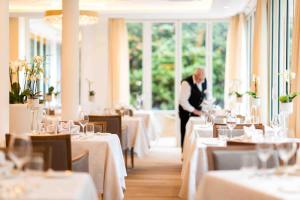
[179,76,208,112]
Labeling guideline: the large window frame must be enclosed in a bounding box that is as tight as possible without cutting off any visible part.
[127,19,229,111]
[269,0,295,119]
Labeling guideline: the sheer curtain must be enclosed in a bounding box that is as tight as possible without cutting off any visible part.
[108,18,130,107]
[224,14,247,110]
[289,0,300,137]
[251,0,269,123]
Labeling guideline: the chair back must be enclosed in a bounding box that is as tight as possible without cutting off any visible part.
[89,115,122,140]
[6,134,71,171]
[213,123,264,138]
[72,150,89,173]
[207,145,279,170]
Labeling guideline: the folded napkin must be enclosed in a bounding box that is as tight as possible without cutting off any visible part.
[243,125,256,137]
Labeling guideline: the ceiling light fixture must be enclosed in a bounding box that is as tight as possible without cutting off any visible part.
[44,10,99,28]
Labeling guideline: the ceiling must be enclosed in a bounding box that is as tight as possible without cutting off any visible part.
[9,0,255,19]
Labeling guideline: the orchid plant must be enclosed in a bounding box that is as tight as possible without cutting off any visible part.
[229,79,244,98]
[9,56,44,104]
[279,70,300,103]
[247,74,260,99]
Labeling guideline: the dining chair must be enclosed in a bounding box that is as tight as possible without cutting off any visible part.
[213,123,265,138]
[6,134,72,171]
[88,115,130,169]
[206,145,279,170]
[72,149,89,173]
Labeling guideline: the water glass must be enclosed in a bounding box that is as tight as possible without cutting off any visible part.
[270,115,281,138]
[8,134,32,171]
[256,143,273,174]
[218,128,228,141]
[276,142,297,174]
[26,153,44,173]
[86,124,95,135]
[78,111,89,135]
[226,115,237,138]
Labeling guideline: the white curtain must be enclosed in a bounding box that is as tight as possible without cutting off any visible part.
[289,0,300,137]
[225,14,247,110]
[108,18,130,107]
[251,0,269,123]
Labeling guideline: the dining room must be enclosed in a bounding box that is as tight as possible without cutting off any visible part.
[1,0,300,199]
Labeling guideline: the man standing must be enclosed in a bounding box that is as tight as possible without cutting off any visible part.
[179,68,207,149]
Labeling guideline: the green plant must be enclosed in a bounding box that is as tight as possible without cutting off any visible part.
[229,91,243,98]
[279,92,300,103]
[9,56,44,103]
[279,70,299,103]
[47,86,54,96]
[89,90,95,97]
[246,91,259,99]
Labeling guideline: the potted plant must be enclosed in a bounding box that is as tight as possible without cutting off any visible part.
[9,56,44,133]
[247,75,261,107]
[229,91,244,103]
[87,79,95,102]
[279,70,299,114]
[45,86,54,102]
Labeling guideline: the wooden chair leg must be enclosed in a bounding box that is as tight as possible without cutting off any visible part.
[131,147,134,168]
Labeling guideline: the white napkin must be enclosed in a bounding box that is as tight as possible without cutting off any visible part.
[243,125,256,138]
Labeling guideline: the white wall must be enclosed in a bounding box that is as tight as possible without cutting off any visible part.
[80,16,110,113]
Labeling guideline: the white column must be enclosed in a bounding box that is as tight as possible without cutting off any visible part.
[0,0,9,137]
[61,0,79,120]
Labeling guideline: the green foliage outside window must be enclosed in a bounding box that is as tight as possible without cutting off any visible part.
[212,22,228,107]
[152,23,175,110]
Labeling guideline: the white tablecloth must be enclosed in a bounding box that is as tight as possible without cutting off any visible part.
[0,172,97,200]
[134,110,161,141]
[72,134,127,200]
[122,116,150,157]
[180,137,225,200]
[196,170,300,200]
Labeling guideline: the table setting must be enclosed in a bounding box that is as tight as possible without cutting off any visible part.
[0,134,98,200]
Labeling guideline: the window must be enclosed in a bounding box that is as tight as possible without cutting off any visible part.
[212,22,228,107]
[181,23,206,79]
[269,0,295,118]
[127,23,143,107]
[29,19,62,105]
[127,21,229,110]
[152,23,176,110]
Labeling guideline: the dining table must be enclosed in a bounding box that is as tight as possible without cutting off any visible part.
[0,172,98,200]
[133,110,161,141]
[122,116,150,157]
[180,137,225,200]
[72,133,127,200]
[196,170,300,200]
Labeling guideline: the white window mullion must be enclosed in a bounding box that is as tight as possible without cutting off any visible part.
[142,21,152,110]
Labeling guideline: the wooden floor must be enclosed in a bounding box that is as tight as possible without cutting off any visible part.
[125,137,182,200]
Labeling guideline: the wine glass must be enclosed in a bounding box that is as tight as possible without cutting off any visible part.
[256,143,274,175]
[276,142,297,175]
[78,111,89,135]
[8,134,32,172]
[226,115,237,139]
[270,115,281,138]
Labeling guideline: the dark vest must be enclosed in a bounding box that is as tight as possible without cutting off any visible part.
[179,76,207,117]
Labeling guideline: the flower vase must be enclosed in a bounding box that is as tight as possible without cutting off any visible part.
[251,97,261,124]
[280,102,293,131]
[27,98,41,134]
[89,95,95,102]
